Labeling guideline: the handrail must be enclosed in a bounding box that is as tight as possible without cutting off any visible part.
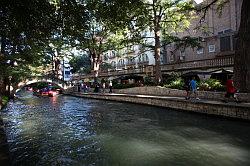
[161,55,234,71]
[73,56,234,80]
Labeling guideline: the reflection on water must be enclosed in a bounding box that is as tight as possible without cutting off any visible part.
[2,91,250,166]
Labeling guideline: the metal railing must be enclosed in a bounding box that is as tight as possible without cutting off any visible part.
[73,56,234,80]
[161,55,234,71]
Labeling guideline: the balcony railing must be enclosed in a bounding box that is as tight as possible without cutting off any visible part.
[73,56,234,80]
[99,67,145,77]
[161,55,234,71]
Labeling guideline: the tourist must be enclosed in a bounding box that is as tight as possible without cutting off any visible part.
[184,78,191,100]
[83,83,87,93]
[77,84,81,92]
[225,75,238,102]
[189,77,199,100]
[94,82,100,93]
[109,81,113,93]
[102,82,106,93]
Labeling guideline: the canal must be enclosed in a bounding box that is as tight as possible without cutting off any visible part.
[1,91,250,166]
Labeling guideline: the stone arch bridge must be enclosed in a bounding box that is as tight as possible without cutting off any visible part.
[14,77,70,94]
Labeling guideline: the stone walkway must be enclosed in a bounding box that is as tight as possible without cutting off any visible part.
[70,91,250,107]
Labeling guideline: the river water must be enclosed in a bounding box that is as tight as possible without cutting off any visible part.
[1,91,250,166]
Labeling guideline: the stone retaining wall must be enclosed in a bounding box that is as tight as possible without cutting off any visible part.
[64,86,250,102]
[117,86,250,102]
[65,92,250,121]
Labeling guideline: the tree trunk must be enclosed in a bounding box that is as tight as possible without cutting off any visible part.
[91,50,101,83]
[154,17,162,84]
[234,0,250,92]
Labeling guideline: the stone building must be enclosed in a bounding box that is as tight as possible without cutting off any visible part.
[161,0,242,78]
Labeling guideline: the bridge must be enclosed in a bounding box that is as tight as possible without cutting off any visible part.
[13,76,71,94]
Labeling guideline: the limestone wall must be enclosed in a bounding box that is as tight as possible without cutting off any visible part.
[65,86,250,102]
[117,86,250,102]
[65,92,250,121]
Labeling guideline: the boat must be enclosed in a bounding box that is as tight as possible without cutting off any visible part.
[33,88,60,97]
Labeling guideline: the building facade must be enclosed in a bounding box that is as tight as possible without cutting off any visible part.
[74,0,242,83]
[162,0,242,69]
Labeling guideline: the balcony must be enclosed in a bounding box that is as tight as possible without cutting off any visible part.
[73,56,234,81]
[161,55,234,72]
[98,67,145,77]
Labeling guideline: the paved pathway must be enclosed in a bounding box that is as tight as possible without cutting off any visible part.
[73,92,250,108]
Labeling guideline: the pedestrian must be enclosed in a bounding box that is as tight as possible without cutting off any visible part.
[184,78,191,100]
[109,81,113,93]
[189,77,199,100]
[77,84,81,92]
[83,83,87,93]
[224,75,238,102]
[102,82,106,93]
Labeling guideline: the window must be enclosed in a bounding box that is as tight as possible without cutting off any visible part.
[180,50,185,57]
[220,36,231,52]
[218,31,224,35]
[179,50,185,61]
[208,45,215,53]
[196,47,204,54]
[170,51,174,62]
[65,71,70,75]
[224,29,232,34]
[112,50,116,56]
[111,61,116,67]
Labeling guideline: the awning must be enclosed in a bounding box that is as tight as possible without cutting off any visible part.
[210,69,233,74]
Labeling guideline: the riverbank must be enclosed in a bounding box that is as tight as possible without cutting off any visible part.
[64,91,250,121]
[0,97,11,165]
[0,118,10,165]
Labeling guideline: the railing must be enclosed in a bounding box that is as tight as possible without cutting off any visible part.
[73,56,234,80]
[161,55,234,71]
[99,67,145,77]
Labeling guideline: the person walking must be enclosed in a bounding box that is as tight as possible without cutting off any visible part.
[102,82,106,93]
[189,77,199,100]
[109,81,113,93]
[184,78,191,100]
[225,75,238,102]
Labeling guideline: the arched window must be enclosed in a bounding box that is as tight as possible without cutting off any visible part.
[111,61,116,67]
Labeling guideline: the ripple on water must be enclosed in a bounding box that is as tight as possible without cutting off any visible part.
[1,94,250,166]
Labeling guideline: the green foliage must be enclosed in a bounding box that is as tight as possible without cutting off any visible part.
[144,76,155,86]
[164,77,185,90]
[113,84,133,89]
[1,96,9,106]
[69,55,91,74]
[100,62,114,71]
[163,73,182,85]
[199,78,225,91]
[113,83,142,89]
[35,82,49,89]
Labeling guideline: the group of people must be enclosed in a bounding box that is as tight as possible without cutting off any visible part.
[184,76,238,102]
[78,81,113,93]
[100,81,113,93]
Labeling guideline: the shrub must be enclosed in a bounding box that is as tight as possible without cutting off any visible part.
[199,78,225,91]
[1,96,9,106]
[144,76,155,86]
[163,73,182,85]
[113,83,135,89]
[164,77,184,90]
